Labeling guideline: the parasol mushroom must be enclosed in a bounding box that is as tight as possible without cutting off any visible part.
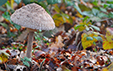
[10,3,55,58]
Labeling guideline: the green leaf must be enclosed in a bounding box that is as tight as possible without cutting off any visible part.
[5,1,12,10]
[13,24,21,30]
[74,24,84,30]
[2,46,5,49]
[82,11,93,17]
[85,25,89,31]
[0,0,7,6]
[23,0,31,4]
[83,16,90,22]
[0,6,6,11]
[86,37,93,40]
[108,12,113,18]
[38,0,44,2]
[2,12,10,21]
[93,36,103,41]
[47,0,62,4]
[7,31,16,37]
[20,58,24,61]
[101,3,110,8]
[98,13,108,18]
[40,59,45,70]
[65,0,73,6]
[99,7,107,12]
[90,25,100,31]
[109,4,113,8]
[92,1,98,6]
[2,12,21,30]
[65,0,82,14]
[90,17,101,21]
[92,8,99,16]
[23,61,30,67]
[73,5,82,15]
[24,57,31,62]
[0,23,8,29]
[14,0,21,4]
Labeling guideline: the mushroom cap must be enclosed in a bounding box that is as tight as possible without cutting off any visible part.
[10,3,55,30]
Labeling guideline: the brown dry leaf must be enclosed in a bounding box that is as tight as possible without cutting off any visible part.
[49,35,64,48]
[86,2,93,8]
[0,26,7,34]
[17,29,29,42]
[80,0,93,8]
[34,50,46,58]
[0,16,4,22]
[80,0,87,6]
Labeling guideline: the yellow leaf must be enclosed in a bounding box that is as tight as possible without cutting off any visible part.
[0,50,9,64]
[76,12,83,18]
[103,28,113,50]
[61,66,71,71]
[81,33,98,49]
[106,28,113,42]
[102,68,109,71]
[53,14,64,27]
[77,21,91,31]
[102,62,113,71]
[0,57,2,63]
[103,40,113,50]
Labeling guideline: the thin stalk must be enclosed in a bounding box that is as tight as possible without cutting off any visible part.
[11,0,14,9]
[26,30,34,58]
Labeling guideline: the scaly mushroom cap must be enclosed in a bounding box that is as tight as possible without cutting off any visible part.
[11,3,55,30]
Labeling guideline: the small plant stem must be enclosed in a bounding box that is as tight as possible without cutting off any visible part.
[11,0,14,9]
[26,30,34,58]
[76,41,81,51]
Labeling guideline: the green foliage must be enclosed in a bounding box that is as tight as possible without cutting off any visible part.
[0,0,7,6]
[93,36,102,41]
[64,0,82,14]
[34,31,42,41]
[86,37,93,40]
[21,57,31,67]
[74,25,84,30]
[2,46,5,49]
[90,25,100,31]
[0,23,8,29]
[47,0,62,4]
[2,12,10,21]
[23,61,30,67]
[23,0,31,4]
[2,12,21,30]
[38,0,44,2]
[14,0,22,4]
[39,59,45,70]
[0,6,6,11]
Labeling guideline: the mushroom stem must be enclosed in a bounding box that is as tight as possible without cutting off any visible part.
[26,30,34,58]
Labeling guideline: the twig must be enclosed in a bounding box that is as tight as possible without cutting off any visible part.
[72,32,80,45]
[39,59,45,71]
[76,41,81,51]
[4,63,10,71]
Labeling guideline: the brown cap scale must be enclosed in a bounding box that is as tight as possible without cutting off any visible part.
[11,3,55,58]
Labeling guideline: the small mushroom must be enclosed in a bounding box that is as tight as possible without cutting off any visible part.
[10,3,55,58]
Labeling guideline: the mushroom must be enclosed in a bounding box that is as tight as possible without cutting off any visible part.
[10,3,55,58]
